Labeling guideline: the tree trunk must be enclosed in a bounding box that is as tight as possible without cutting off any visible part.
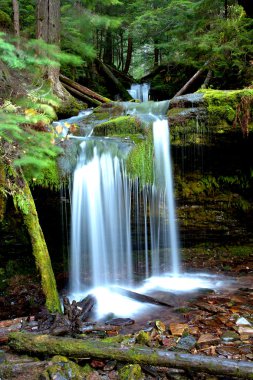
[103,30,113,66]
[201,70,212,89]
[9,332,253,379]
[173,61,210,97]
[154,40,159,68]
[61,83,102,106]
[123,36,133,74]
[0,162,6,222]
[59,74,110,103]
[224,0,228,19]
[14,169,61,313]
[36,0,67,98]
[96,59,132,100]
[12,0,20,48]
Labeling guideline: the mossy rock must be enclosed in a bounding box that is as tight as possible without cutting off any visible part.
[41,355,92,380]
[93,102,124,118]
[57,98,87,119]
[126,130,153,185]
[93,116,143,136]
[118,364,144,380]
[199,88,253,132]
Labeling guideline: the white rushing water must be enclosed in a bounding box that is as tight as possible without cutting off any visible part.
[153,118,180,275]
[68,101,223,318]
[127,83,150,102]
[70,140,132,294]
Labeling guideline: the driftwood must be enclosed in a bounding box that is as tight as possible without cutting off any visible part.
[110,287,173,307]
[59,74,110,104]
[95,59,133,101]
[61,82,102,106]
[8,332,253,378]
[173,60,211,98]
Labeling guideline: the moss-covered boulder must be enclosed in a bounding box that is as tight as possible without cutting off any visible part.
[168,89,253,145]
[200,89,253,135]
[118,364,144,380]
[93,116,143,137]
[126,130,153,185]
[41,355,92,380]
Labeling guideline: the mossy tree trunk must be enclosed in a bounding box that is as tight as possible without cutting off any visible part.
[19,173,61,313]
[8,332,253,379]
[0,162,6,222]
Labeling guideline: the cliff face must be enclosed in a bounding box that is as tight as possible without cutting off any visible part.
[168,90,253,250]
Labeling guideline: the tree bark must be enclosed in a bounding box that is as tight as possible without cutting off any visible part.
[13,168,61,313]
[154,40,159,68]
[12,0,20,48]
[59,74,110,103]
[123,36,133,74]
[0,161,6,222]
[9,332,253,379]
[21,178,61,313]
[103,30,113,66]
[36,0,67,98]
[173,61,210,98]
[61,83,102,106]
[96,59,132,100]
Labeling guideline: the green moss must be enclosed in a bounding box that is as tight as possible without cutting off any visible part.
[93,116,143,136]
[135,330,151,346]
[57,98,87,119]
[126,130,153,185]
[118,364,144,380]
[26,160,60,190]
[42,355,90,380]
[199,89,253,131]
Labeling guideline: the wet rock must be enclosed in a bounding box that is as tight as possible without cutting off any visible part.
[236,317,252,326]
[221,331,240,342]
[91,360,105,369]
[176,335,197,351]
[169,93,205,109]
[105,318,134,327]
[104,360,117,371]
[118,364,144,380]
[41,355,91,380]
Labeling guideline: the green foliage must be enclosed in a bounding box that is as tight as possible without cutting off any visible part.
[0,10,12,29]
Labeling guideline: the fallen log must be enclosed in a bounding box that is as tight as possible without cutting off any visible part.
[110,287,173,307]
[8,332,253,378]
[173,60,211,98]
[95,59,133,101]
[59,74,111,103]
[62,82,102,106]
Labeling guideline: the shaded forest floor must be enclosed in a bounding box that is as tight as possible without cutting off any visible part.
[0,248,253,379]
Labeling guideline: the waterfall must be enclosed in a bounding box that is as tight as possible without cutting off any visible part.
[70,139,132,294]
[127,83,150,102]
[69,100,181,312]
[153,119,180,275]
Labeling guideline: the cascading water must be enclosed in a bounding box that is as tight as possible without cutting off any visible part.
[70,138,133,295]
[153,118,180,275]
[68,100,221,317]
[127,83,150,102]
